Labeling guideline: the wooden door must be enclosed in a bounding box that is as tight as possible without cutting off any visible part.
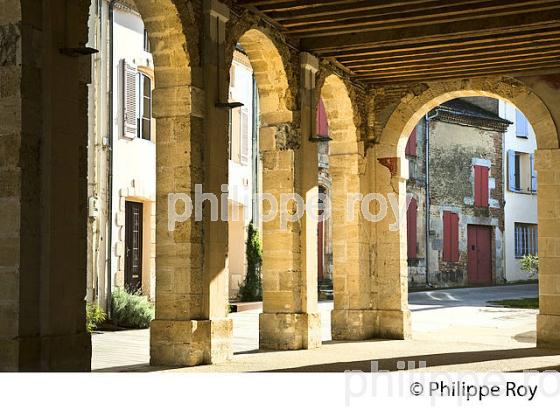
[125,201,143,291]
[467,225,492,284]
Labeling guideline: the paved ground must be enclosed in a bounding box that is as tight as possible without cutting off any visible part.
[92,283,560,372]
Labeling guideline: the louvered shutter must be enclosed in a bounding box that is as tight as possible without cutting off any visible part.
[122,60,138,139]
[240,107,249,165]
[516,110,528,138]
[507,150,517,192]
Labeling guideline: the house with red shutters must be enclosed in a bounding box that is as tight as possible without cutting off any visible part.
[405,97,512,288]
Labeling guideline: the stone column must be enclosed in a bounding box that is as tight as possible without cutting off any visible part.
[536,148,560,349]
[0,4,30,371]
[330,148,375,340]
[150,0,232,367]
[258,53,321,350]
[0,0,92,371]
[369,148,411,339]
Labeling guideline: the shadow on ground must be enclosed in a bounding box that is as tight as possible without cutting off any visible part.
[265,346,560,372]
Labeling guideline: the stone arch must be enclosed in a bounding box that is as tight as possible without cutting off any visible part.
[378,77,559,156]
[370,75,560,346]
[135,0,195,86]
[235,28,295,130]
[320,74,362,154]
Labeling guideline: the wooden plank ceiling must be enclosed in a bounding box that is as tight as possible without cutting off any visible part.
[234,0,560,85]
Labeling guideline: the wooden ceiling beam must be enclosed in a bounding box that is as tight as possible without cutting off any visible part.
[345,45,560,71]
[235,0,359,12]
[300,8,560,51]
[366,65,560,85]
[336,32,560,64]
[353,56,560,80]
[356,59,560,81]
[316,21,560,59]
[283,0,551,33]
[267,0,451,21]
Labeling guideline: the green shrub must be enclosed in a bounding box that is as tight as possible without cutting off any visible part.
[111,288,154,328]
[520,254,538,278]
[86,303,106,333]
[238,222,263,302]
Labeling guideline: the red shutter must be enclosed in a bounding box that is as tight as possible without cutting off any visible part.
[316,98,329,137]
[443,211,459,262]
[405,128,417,156]
[451,213,459,262]
[407,198,417,259]
[474,165,489,207]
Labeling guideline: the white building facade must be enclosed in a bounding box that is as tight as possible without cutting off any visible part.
[500,101,538,281]
[227,49,255,299]
[87,0,156,309]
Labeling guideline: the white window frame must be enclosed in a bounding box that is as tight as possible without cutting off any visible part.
[514,223,538,258]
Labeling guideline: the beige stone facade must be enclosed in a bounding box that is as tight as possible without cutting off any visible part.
[2,0,560,371]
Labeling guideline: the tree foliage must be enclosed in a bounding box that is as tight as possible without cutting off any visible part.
[238,222,263,302]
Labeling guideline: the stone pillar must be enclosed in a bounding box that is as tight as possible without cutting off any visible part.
[369,148,411,339]
[330,149,375,340]
[536,148,560,349]
[0,0,92,371]
[0,4,28,372]
[258,52,321,350]
[150,0,232,367]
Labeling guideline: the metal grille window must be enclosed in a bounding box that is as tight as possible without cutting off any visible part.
[514,223,538,258]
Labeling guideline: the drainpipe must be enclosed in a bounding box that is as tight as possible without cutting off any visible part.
[106,0,117,316]
[424,110,438,287]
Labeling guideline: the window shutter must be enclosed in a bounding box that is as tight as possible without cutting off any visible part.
[451,213,459,262]
[473,165,489,207]
[443,211,459,262]
[474,166,480,206]
[507,150,517,192]
[122,60,138,139]
[443,212,450,261]
[516,110,528,138]
[481,167,489,206]
[405,128,417,156]
[530,153,537,192]
[407,198,417,259]
[240,107,249,165]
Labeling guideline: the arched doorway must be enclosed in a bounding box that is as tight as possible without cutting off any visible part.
[372,76,560,348]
